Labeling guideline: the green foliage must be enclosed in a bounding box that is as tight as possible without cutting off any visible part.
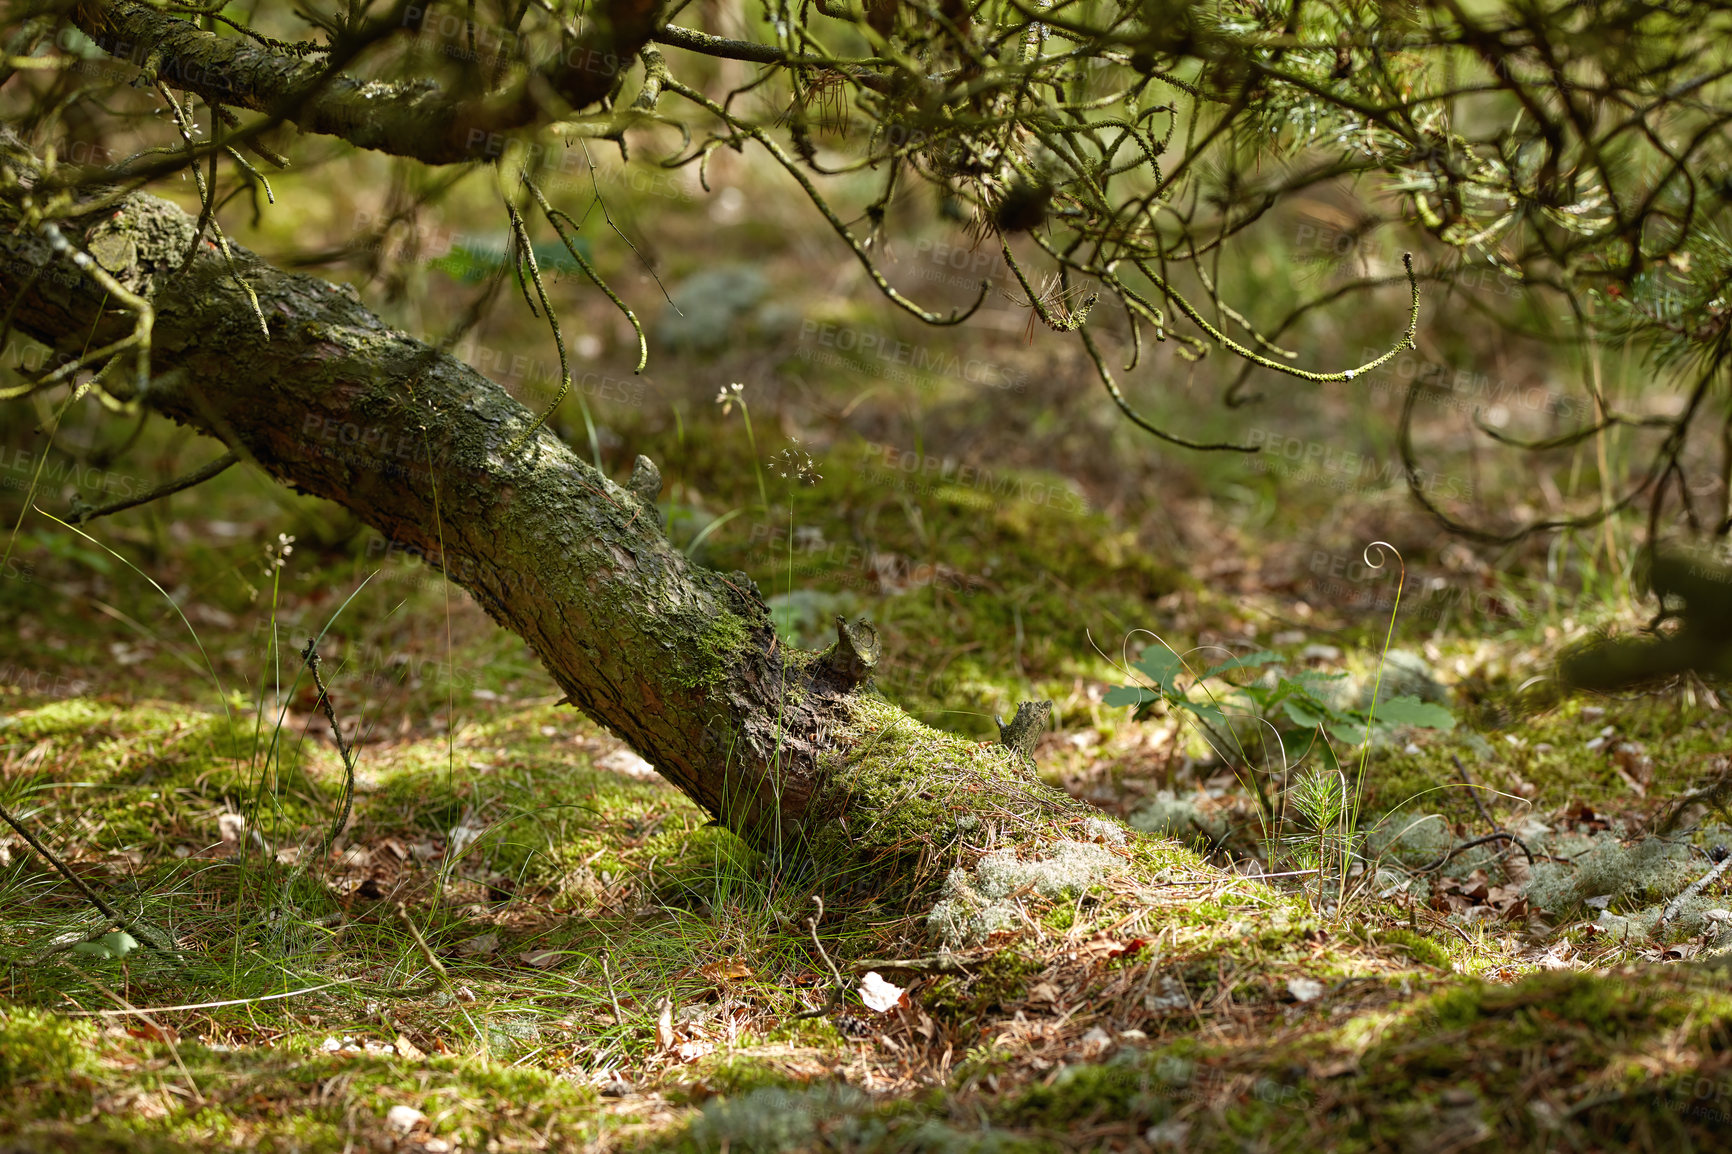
[1107,639,1456,896]
[429,238,589,284]
[1106,640,1454,762]
[70,931,138,960]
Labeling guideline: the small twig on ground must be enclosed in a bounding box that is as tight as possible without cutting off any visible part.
[1415,832,1536,873]
[1451,754,1500,833]
[394,902,450,989]
[1656,854,1732,939]
[793,896,848,1020]
[1655,761,1732,834]
[0,796,174,954]
[331,907,449,1000]
[850,955,978,974]
[1447,754,1544,869]
[301,638,357,864]
[1412,761,1544,876]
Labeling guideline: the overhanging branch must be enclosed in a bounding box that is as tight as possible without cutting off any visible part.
[68,0,664,166]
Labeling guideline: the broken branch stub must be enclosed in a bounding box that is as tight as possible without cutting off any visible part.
[819,615,881,689]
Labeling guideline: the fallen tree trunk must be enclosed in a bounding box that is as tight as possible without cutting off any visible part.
[0,163,1081,873]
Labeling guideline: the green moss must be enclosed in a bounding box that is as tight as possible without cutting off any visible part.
[1378,926,1454,969]
[926,950,1043,1026]
[0,1017,606,1151]
[803,695,1091,906]
[1002,1057,1156,1126]
[672,606,751,691]
[679,440,1181,738]
[666,1054,811,1104]
[0,1006,96,1089]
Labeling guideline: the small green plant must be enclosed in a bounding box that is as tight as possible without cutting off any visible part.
[1285,765,1349,892]
[716,381,770,518]
[1103,644,1453,753]
[1105,626,1454,903]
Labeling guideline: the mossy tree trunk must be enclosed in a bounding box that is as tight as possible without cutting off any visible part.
[0,180,925,848]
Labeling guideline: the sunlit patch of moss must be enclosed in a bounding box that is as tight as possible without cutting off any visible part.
[685,441,1181,739]
[1360,692,1728,826]
[1002,1054,1157,1126]
[0,698,341,856]
[0,697,238,769]
[1376,926,1455,969]
[0,1031,608,1152]
[0,1005,96,1093]
[803,694,1104,909]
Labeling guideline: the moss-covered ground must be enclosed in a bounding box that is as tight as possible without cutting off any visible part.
[5,143,1731,1152]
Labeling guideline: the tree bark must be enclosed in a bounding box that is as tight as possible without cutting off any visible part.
[61,0,663,166]
[0,175,882,847]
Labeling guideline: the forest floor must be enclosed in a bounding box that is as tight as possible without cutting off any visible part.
[3,149,1731,1152]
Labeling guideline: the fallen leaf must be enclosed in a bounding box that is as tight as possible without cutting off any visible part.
[519,949,561,969]
[699,960,754,983]
[1027,981,1061,1003]
[218,813,246,849]
[1076,936,1146,961]
[72,931,139,961]
[1110,937,1149,959]
[655,997,675,1051]
[384,1105,425,1135]
[675,1039,713,1062]
[859,971,907,1013]
[394,1034,426,1061]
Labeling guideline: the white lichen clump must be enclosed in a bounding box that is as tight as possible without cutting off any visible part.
[1128,789,1222,842]
[1524,835,1699,934]
[1082,816,1127,845]
[928,839,1116,949]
